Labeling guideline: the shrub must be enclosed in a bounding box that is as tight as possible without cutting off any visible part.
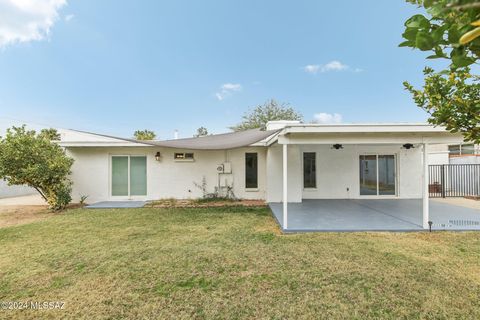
[0,126,74,211]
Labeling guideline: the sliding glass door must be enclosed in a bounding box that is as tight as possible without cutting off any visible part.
[378,155,396,195]
[359,155,396,196]
[111,156,147,197]
[359,155,377,195]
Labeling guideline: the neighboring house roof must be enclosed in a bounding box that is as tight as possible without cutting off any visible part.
[59,128,280,149]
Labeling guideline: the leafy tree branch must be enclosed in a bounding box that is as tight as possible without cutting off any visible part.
[402,0,480,142]
[230,99,303,131]
[134,129,156,140]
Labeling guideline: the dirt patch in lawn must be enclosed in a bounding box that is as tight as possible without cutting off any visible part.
[0,200,82,228]
[0,205,52,228]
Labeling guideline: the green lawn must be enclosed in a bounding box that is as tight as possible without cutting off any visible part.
[1,207,480,319]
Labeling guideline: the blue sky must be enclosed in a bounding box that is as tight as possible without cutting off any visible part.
[0,1,440,139]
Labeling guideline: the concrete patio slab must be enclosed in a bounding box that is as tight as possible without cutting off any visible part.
[432,198,480,210]
[0,194,46,206]
[86,201,146,209]
[269,199,480,232]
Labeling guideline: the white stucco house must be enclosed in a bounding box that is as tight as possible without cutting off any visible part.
[59,121,467,231]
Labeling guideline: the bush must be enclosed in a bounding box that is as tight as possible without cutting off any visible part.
[0,126,74,211]
[193,176,237,201]
[46,183,73,211]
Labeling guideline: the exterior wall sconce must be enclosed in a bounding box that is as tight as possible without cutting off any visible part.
[332,144,343,150]
[403,143,415,150]
[155,152,161,161]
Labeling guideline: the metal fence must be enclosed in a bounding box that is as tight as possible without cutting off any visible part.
[429,164,480,198]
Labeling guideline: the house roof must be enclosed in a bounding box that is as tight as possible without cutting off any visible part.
[59,128,280,149]
[146,128,280,149]
[59,123,464,149]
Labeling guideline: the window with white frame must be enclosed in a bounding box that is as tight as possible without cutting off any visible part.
[245,153,258,189]
[303,152,316,189]
[449,144,476,156]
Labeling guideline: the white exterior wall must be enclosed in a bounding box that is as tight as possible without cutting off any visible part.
[266,144,423,202]
[67,146,266,203]
[68,143,427,203]
[266,144,303,203]
[428,144,449,165]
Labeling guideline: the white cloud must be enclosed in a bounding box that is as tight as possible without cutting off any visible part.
[303,60,361,74]
[221,83,241,91]
[303,64,320,74]
[322,60,348,72]
[313,113,343,124]
[215,83,242,101]
[0,0,67,48]
[64,13,74,22]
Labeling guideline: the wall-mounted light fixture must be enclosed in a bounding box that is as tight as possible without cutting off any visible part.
[155,152,161,161]
[402,143,415,150]
[332,144,343,150]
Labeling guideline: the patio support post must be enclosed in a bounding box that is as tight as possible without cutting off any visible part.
[283,143,288,229]
[422,143,429,229]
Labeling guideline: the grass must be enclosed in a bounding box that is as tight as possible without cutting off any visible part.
[1,207,480,319]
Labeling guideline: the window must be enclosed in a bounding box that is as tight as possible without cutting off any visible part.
[449,144,476,156]
[245,153,258,189]
[462,144,475,155]
[448,145,461,156]
[111,156,147,196]
[359,154,396,196]
[303,152,316,188]
[174,152,194,161]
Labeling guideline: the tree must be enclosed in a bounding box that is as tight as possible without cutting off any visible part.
[39,128,61,141]
[401,0,480,142]
[405,67,480,143]
[133,129,156,140]
[230,99,303,131]
[194,127,209,137]
[0,126,74,210]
